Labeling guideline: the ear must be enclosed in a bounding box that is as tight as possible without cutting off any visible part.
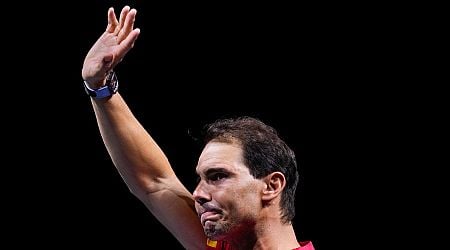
[261,172,286,202]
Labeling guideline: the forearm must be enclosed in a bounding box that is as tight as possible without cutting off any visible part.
[82,7,206,248]
[91,93,175,197]
[91,93,205,249]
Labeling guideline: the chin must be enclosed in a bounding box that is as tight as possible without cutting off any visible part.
[204,224,226,240]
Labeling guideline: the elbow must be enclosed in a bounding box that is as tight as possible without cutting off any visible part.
[126,177,163,200]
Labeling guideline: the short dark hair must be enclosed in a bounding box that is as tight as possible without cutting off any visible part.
[203,116,299,223]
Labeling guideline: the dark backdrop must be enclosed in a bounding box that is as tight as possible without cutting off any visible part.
[75,1,326,249]
[8,1,387,249]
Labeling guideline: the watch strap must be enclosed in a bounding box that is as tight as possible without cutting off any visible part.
[83,71,118,99]
[84,83,114,99]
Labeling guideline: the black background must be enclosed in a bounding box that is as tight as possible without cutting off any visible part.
[76,1,329,248]
[5,0,407,249]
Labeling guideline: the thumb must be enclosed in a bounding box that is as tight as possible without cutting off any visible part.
[103,54,114,69]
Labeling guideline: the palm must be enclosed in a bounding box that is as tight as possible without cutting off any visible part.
[82,6,140,88]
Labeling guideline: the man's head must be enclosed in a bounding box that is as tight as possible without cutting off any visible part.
[193,116,299,239]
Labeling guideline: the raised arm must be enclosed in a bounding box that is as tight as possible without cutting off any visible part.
[81,6,205,249]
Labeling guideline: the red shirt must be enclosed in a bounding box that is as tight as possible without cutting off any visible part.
[206,239,315,250]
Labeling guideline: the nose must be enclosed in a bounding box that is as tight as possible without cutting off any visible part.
[192,181,211,205]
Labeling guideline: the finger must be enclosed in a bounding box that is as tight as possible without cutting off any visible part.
[118,8,137,43]
[116,6,131,35]
[116,28,140,63]
[106,7,119,33]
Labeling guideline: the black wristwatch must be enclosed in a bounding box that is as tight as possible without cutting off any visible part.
[83,71,119,99]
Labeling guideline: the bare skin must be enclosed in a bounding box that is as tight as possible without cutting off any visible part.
[194,142,300,249]
[82,6,205,250]
[82,6,302,250]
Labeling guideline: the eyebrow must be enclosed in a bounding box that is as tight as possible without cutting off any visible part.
[202,167,229,176]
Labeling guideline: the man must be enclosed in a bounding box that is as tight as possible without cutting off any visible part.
[81,5,314,250]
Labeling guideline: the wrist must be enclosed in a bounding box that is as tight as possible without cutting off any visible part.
[83,71,119,99]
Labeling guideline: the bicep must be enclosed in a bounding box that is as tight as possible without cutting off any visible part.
[140,176,206,250]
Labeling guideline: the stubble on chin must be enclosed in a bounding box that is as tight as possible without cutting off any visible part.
[204,221,230,240]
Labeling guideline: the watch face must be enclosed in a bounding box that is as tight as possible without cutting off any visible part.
[107,71,119,93]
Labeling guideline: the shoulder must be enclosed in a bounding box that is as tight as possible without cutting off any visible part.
[296,241,315,250]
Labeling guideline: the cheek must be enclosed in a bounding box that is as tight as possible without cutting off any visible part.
[227,183,262,211]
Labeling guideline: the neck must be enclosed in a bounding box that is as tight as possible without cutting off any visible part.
[227,218,300,250]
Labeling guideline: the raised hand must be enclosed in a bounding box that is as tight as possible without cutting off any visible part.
[82,6,140,89]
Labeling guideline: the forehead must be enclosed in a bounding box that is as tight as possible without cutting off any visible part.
[196,141,246,174]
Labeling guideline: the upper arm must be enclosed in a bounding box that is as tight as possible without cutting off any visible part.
[138,175,206,250]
